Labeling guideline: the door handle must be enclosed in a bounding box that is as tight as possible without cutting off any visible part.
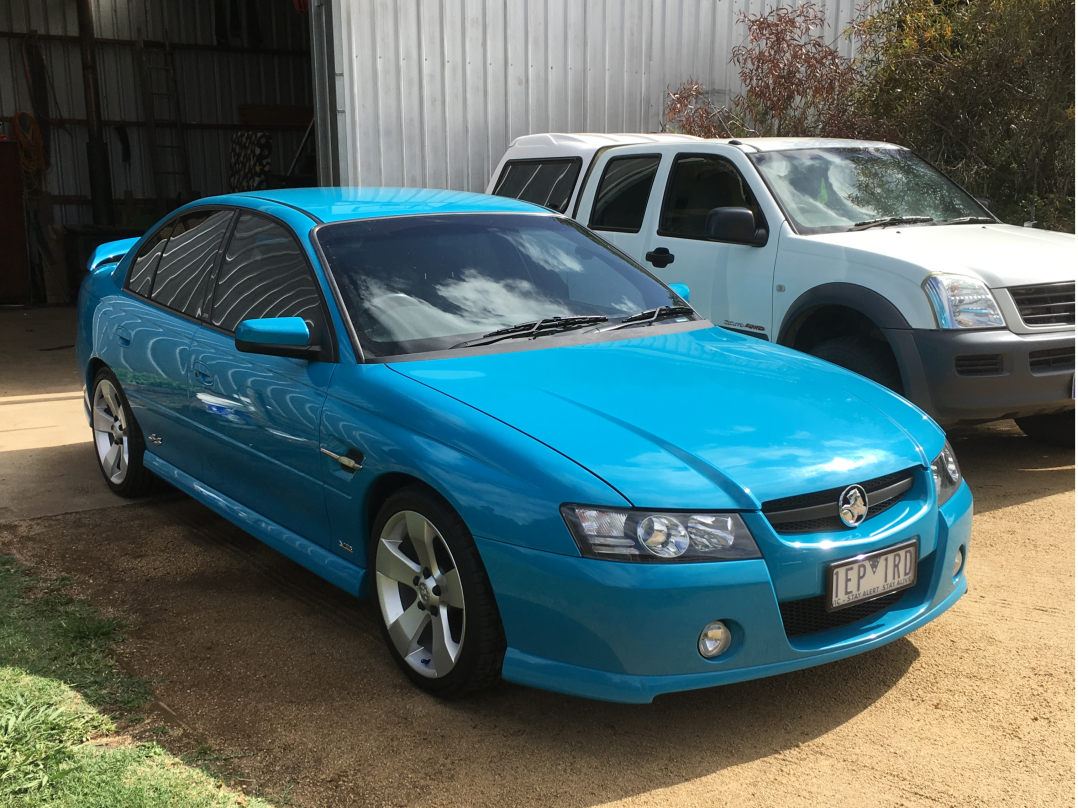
[321,447,364,473]
[116,326,131,347]
[193,361,213,386]
[645,247,675,268]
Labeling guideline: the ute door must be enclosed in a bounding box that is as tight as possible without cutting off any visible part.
[187,211,336,544]
[644,150,779,339]
[578,147,666,268]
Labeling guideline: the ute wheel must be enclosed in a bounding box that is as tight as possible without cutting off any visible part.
[90,368,157,497]
[809,335,903,393]
[370,486,505,697]
[1014,411,1075,448]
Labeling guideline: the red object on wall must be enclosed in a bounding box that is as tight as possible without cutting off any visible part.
[0,141,31,304]
[291,0,308,11]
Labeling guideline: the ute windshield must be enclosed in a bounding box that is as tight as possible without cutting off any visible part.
[749,147,991,234]
[316,213,690,358]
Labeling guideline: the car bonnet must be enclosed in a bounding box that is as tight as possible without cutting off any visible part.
[387,327,944,510]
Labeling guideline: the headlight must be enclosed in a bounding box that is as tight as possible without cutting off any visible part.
[923,274,1005,328]
[930,441,963,505]
[561,505,762,562]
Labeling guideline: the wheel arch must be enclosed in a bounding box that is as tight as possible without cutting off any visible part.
[363,472,458,555]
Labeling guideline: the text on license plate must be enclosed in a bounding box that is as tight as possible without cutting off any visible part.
[827,539,918,612]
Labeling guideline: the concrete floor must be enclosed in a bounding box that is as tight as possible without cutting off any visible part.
[0,306,132,521]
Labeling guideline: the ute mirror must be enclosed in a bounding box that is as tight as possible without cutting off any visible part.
[705,207,768,247]
[669,282,691,303]
[235,317,318,360]
[974,196,992,212]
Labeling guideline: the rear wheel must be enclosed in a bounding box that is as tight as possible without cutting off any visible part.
[809,335,903,393]
[1014,411,1075,448]
[370,486,505,697]
[91,368,156,497]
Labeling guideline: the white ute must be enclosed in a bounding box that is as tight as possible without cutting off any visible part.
[487,133,1075,442]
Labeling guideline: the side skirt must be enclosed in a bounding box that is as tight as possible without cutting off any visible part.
[144,453,366,597]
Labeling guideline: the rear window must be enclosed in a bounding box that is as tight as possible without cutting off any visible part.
[491,158,582,213]
[589,155,661,233]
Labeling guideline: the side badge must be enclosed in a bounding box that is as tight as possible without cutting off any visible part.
[148,433,163,446]
[338,541,354,554]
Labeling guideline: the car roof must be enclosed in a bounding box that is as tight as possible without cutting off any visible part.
[501,132,903,157]
[227,187,546,224]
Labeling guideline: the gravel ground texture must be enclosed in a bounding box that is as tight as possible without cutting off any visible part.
[0,420,1072,808]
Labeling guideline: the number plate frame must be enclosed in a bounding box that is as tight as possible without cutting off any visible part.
[825,538,919,613]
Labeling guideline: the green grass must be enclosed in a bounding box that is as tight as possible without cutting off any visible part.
[0,557,275,807]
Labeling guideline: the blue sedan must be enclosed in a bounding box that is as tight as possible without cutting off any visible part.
[76,188,972,703]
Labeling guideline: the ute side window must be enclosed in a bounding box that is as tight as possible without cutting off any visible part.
[589,155,661,233]
[126,221,175,296]
[210,213,325,339]
[150,209,234,318]
[659,153,764,238]
[492,158,582,213]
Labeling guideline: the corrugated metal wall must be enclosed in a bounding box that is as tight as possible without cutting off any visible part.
[328,0,858,193]
[0,0,312,225]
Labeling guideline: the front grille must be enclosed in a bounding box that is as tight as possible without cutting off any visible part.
[1010,282,1075,326]
[954,354,1004,376]
[779,589,906,639]
[762,468,916,535]
[1029,346,1075,375]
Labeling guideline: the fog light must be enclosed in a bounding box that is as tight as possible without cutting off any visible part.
[953,547,965,577]
[698,620,731,659]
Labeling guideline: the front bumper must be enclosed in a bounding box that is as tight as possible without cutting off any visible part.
[888,327,1074,427]
[478,481,972,703]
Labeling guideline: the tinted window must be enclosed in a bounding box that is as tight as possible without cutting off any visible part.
[317,213,689,358]
[126,222,174,296]
[210,214,322,334]
[589,155,660,232]
[150,209,233,317]
[659,154,761,237]
[491,158,582,213]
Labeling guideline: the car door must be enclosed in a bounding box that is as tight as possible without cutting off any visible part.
[581,148,666,266]
[110,208,234,477]
[645,151,780,340]
[187,211,336,543]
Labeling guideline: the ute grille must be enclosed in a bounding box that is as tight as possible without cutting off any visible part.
[1029,346,1075,375]
[1009,282,1075,326]
[954,354,1004,376]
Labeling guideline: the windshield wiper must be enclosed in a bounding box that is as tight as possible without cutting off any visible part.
[933,216,996,225]
[847,216,933,231]
[599,305,696,331]
[451,315,609,349]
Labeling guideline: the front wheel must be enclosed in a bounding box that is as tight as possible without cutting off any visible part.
[809,335,903,393]
[370,487,505,697]
[91,368,156,497]
[1014,411,1075,448]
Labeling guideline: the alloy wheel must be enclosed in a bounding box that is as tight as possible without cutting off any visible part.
[92,378,129,485]
[375,510,466,678]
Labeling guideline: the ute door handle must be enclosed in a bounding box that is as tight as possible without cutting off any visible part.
[116,326,132,347]
[645,247,675,268]
[193,361,213,386]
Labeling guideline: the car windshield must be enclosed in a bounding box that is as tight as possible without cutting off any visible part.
[749,147,989,234]
[316,213,688,357]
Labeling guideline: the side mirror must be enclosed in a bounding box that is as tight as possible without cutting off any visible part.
[235,317,318,360]
[705,207,768,247]
[974,196,992,212]
[668,282,691,303]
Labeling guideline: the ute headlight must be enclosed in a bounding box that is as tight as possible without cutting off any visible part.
[923,274,1005,329]
[561,506,761,562]
[930,441,963,506]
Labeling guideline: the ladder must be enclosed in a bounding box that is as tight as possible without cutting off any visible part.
[135,31,193,215]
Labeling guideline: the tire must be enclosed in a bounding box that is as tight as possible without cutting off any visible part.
[90,368,157,497]
[1014,411,1075,448]
[369,486,506,697]
[809,335,903,393]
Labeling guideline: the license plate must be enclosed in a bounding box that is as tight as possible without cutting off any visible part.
[826,539,918,612]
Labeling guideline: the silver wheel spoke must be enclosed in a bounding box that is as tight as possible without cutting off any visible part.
[388,601,429,654]
[103,443,122,479]
[102,384,122,419]
[92,406,114,432]
[438,568,465,609]
[377,539,420,584]
[406,511,438,574]
[430,609,460,672]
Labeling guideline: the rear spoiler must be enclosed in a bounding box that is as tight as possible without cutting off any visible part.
[87,237,140,272]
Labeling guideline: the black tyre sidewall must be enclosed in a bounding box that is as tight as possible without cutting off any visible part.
[369,486,505,698]
[1014,411,1075,448]
[809,335,903,393]
[91,368,155,497]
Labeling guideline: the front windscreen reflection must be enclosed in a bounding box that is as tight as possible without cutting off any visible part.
[316,213,683,357]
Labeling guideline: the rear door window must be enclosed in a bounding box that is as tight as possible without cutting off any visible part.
[659,153,763,238]
[150,209,234,318]
[126,221,175,296]
[491,158,582,213]
[589,155,661,232]
[209,213,324,335]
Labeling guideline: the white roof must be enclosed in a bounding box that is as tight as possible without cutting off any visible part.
[504,133,903,156]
